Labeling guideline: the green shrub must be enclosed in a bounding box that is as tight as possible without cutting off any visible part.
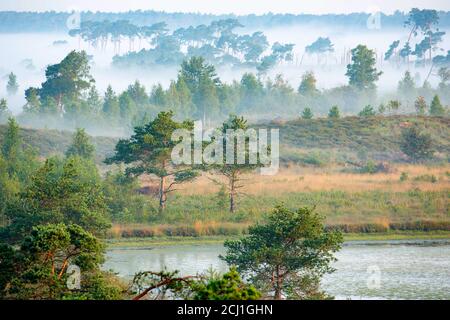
[359,161,391,174]
[299,151,330,167]
[400,172,409,181]
[121,229,155,238]
[413,174,438,183]
[325,223,388,233]
[360,160,377,174]
[389,221,450,231]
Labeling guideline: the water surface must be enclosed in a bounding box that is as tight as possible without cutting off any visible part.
[104,239,450,300]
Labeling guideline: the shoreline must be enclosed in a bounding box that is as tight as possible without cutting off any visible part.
[104,231,450,248]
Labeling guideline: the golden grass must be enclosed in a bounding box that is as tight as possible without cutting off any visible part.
[172,164,450,196]
[108,221,251,238]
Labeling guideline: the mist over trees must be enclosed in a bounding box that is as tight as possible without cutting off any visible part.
[0,42,441,137]
[3,10,450,33]
[106,18,294,73]
[384,8,449,71]
[0,7,448,135]
[346,45,382,90]
[6,73,18,96]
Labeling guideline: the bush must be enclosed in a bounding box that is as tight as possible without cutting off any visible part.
[325,223,388,233]
[360,160,377,174]
[358,105,376,117]
[400,172,409,181]
[413,174,438,183]
[328,105,340,119]
[390,221,450,231]
[360,161,392,174]
[121,228,155,238]
[300,151,330,167]
[400,125,434,162]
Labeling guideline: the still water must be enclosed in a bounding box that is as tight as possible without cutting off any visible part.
[103,240,450,300]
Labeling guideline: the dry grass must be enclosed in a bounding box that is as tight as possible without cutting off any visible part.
[108,221,251,238]
[109,219,450,239]
[174,164,450,196]
[128,164,449,233]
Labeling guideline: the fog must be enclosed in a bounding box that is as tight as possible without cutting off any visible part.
[0,23,449,116]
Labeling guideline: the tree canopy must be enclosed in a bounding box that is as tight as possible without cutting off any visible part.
[6,72,19,96]
[400,125,434,162]
[346,45,382,90]
[105,111,198,212]
[221,205,343,299]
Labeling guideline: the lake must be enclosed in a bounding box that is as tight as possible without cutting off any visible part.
[103,239,450,300]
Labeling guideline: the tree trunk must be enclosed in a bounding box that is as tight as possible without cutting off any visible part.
[425,63,434,84]
[203,109,206,127]
[429,36,432,66]
[229,173,236,213]
[274,267,283,300]
[57,93,63,115]
[159,176,166,213]
[274,286,282,300]
[230,191,235,213]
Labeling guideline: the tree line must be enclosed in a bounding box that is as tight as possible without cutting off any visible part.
[100,18,294,72]
[2,47,448,133]
[3,10,450,32]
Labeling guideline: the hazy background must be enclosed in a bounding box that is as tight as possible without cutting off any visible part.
[0,1,449,114]
[1,0,449,14]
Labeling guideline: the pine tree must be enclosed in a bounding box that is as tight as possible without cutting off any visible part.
[328,105,340,119]
[429,95,445,116]
[414,96,428,115]
[87,86,102,114]
[6,72,19,96]
[23,87,41,114]
[386,100,401,114]
[398,71,416,96]
[358,105,376,117]
[38,51,93,114]
[150,83,166,107]
[0,98,10,121]
[301,107,313,119]
[222,205,343,300]
[1,118,21,161]
[345,45,382,90]
[102,85,119,120]
[65,128,95,160]
[105,111,199,212]
[119,92,137,122]
[298,72,318,96]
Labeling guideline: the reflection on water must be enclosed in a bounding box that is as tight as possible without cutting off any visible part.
[103,240,450,300]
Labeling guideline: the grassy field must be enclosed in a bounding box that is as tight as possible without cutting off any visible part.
[261,115,450,163]
[2,115,449,164]
[2,116,449,240]
[109,164,450,239]
[176,164,450,195]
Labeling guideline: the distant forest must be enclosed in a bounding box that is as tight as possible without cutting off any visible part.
[1,10,450,32]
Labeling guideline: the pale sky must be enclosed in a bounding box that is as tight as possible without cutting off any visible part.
[0,0,449,15]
